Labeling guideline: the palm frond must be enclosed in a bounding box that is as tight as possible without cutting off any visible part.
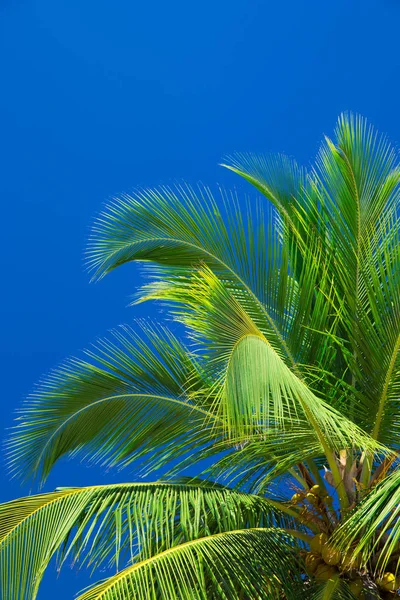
[202,429,322,494]
[333,467,400,575]
[4,113,400,598]
[76,528,304,600]
[349,212,400,444]
[8,324,217,483]
[220,152,306,239]
[161,265,385,455]
[0,481,292,600]
[222,113,400,453]
[309,577,362,600]
[87,184,304,368]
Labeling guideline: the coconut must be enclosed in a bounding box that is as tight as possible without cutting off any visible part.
[309,532,328,554]
[306,492,318,506]
[291,493,303,504]
[310,484,322,496]
[305,553,323,575]
[376,572,398,592]
[321,545,341,566]
[314,563,337,582]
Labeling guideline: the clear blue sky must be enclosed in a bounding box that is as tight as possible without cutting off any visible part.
[1,0,400,597]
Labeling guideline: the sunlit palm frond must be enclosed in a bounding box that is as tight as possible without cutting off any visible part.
[4,113,400,598]
[203,429,322,495]
[320,113,399,236]
[88,185,268,306]
[0,481,289,600]
[161,265,384,454]
[224,115,399,276]
[223,115,400,378]
[220,152,306,238]
[309,578,359,600]
[76,528,304,600]
[348,213,400,444]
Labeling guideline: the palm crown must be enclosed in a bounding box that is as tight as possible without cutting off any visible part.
[1,114,400,599]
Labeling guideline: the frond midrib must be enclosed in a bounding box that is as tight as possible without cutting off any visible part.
[32,393,220,475]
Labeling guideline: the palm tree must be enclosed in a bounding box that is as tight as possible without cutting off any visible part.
[1,113,400,599]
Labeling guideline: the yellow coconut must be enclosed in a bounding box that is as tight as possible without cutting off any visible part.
[291,493,303,504]
[314,563,337,582]
[305,553,323,575]
[321,545,341,566]
[376,572,398,592]
[310,484,322,496]
[309,532,328,554]
[306,492,318,506]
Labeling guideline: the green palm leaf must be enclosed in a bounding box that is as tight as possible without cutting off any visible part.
[8,324,217,483]
[159,265,384,455]
[349,214,400,445]
[220,152,306,238]
[223,114,400,447]
[0,481,296,600]
[203,427,323,494]
[76,528,304,600]
[309,578,359,600]
[87,184,301,366]
[333,467,400,574]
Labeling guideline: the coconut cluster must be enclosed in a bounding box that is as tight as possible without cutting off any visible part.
[291,484,399,597]
[305,533,363,596]
[304,533,399,598]
[291,484,332,508]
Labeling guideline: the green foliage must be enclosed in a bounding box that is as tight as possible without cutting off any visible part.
[8,324,217,483]
[0,481,295,599]
[2,113,400,598]
[334,467,400,573]
[77,529,304,600]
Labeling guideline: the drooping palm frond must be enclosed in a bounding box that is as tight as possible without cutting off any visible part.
[138,229,340,376]
[7,324,218,484]
[0,481,295,600]
[76,528,304,600]
[153,265,385,456]
[87,185,269,297]
[219,153,307,239]
[87,184,306,368]
[86,174,360,430]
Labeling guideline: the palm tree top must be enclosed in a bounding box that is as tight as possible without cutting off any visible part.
[2,113,400,599]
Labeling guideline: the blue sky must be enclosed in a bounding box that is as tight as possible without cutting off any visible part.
[1,0,400,597]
